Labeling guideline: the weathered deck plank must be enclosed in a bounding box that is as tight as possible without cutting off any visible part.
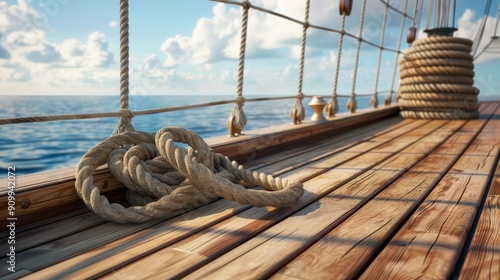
[1,102,499,279]
[458,109,500,280]
[186,122,465,280]
[18,115,417,279]
[269,120,477,280]
[358,102,500,280]
[98,120,446,279]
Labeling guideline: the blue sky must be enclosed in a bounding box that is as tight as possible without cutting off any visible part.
[0,0,499,97]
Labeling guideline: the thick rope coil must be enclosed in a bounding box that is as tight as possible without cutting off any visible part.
[398,36,480,120]
[75,127,304,223]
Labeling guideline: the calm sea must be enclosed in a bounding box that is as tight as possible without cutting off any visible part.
[0,94,379,178]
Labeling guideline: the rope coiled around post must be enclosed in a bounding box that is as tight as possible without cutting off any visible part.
[397,36,480,120]
[75,127,304,223]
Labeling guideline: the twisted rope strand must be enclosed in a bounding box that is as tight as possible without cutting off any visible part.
[327,13,346,118]
[113,0,134,135]
[75,127,304,223]
[347,0,368,113]
[227,1,250,136]
[372,0,390,109]
[290,0,310,124]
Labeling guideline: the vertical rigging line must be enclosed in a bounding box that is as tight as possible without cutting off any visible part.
[289,0,310,124]
[327,13,346,117]
[426,0,433,30]
[388,0,409,105]
[236,0,249,98]
[119,0,129,111]
[113,0,134,135]
[472,0,493,57]
[372,0,391,109]
[348,0,368,113]
[226,0,250,136]
[451,0,457,28]
[297,0,310,96]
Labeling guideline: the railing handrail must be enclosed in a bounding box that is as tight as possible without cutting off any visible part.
[0,92,395,125]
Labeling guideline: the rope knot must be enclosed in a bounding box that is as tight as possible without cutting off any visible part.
[118,108,135,122]
[75,127,304,223]
[235,96,246,107]
[242,0,251,9]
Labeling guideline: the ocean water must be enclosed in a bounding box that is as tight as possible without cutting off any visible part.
[0,95,378,178]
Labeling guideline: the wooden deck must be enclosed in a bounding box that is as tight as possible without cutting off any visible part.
[1,101,499,279]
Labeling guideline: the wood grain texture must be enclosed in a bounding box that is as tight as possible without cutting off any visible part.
[23,148,363,279]
[359,172,492,280]
[0,211,105,256]
[459,176,500,280]
[100,119,446,279]
[22,116,414,279]
[358,104,500,279]
[271,121,478,280]
[188,121,464,279]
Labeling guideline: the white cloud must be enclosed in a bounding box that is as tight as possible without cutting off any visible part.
[161,34,191,67]
[0,0,116,92]
[109,20,118,28]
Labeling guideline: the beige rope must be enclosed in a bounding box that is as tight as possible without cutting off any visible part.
[347,0,368,114]
[326,10,347,118]
[290,0,310,124]
[412,36,473,46]
[398,99,479,110]
[398,92,478,102]
[400,66,475,79]
[227,0,250,136]
[398,36,479,120]
[113,0,134,135]
[399,83,479,95]
[75,127,304,223]
[404,50,473,61]
[409,43,472,53]
[400,58,473,69]
[401,75,474,86]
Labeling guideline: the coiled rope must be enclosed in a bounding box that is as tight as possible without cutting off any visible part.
[397,36,480,119]
[75,127,304,223]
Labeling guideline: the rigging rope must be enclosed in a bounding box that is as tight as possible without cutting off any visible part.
[397,36,479,120]
[347,0,368,113]
[227,0,249,137]
[75,127,304,223]
[289,0,310,124]
[113,0,134,135]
